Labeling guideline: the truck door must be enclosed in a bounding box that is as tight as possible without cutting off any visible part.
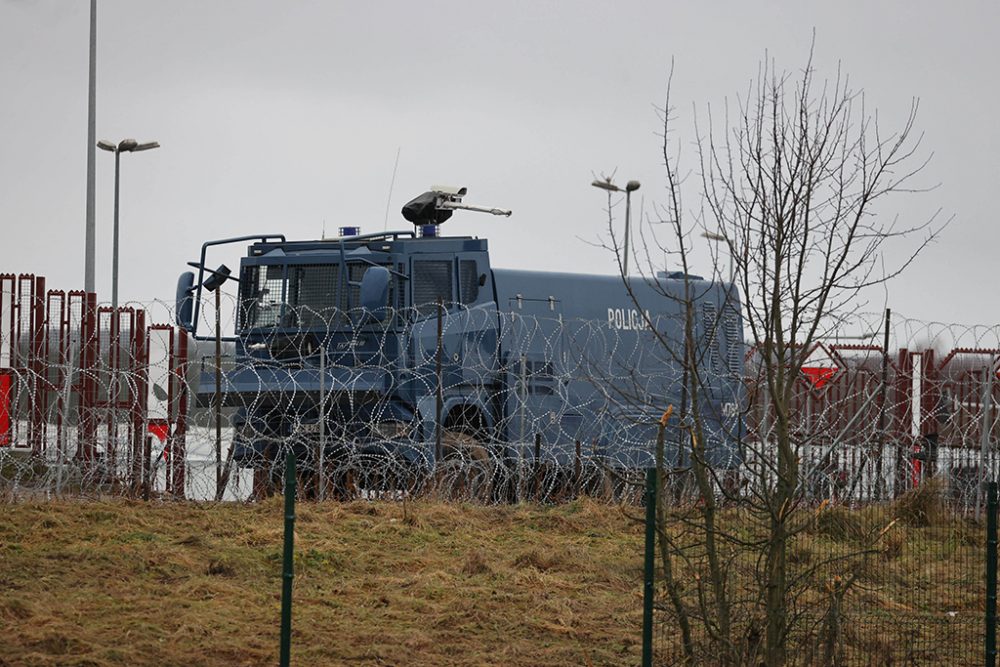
[455,255,498,388]
[406,253,498,383]
[505,297,568,459]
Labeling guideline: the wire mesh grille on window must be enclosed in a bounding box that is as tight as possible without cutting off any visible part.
[459,260,479,304]
[724,311,742,376]
[413,261,452,317]
[702,301,721,372]
[237,266,258,330]
[259,266,286,328]
[395,263,406,326]
[289,264,340,328]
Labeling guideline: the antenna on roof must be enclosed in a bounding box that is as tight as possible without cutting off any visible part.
[383,147,402,232]
[401,186,512,228]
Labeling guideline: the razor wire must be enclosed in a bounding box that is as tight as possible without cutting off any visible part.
[1,280,1000,509]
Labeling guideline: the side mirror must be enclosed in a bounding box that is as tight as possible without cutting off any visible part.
[360,266,390,317]
[175,271,195,332]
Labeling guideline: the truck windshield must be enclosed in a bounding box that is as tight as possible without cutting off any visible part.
[238,264,339,330]
[238,262,393,330]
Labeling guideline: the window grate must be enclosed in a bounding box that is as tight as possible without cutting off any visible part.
[396,263,406,326]
[413,260,452,317]
[288,264,339,328]
[459,260,479,304]
[724,310,742,375]
[702,301,720,372]
[259,268,286,328]
[238,265,259,330]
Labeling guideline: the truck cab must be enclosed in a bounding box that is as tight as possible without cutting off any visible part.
[179,228,501,468]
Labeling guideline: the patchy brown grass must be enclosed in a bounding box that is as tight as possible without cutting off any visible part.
[0,489,987,666]
[646,492,988,665]
[0,498,643,666]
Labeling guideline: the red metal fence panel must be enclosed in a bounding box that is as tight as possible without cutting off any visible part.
[0,271,187,497]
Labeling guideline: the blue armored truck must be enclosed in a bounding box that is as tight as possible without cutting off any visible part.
[176,187,744,493]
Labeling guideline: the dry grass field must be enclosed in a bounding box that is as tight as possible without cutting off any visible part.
[649,488,986,665]
[0,485,988,666]
[0,498,645,666]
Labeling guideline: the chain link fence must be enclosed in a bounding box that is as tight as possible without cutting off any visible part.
[2,274,1000,508]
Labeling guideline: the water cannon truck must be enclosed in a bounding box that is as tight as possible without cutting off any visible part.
[175,187,745,494]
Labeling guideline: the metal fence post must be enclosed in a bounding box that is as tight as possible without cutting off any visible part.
[318,350,326,501]
[435,298,443,466]
[279,451,297,667]
[642,467,657,667]
[987,481,997,667]
[574,439,581,498]
[214,288,222,499]
[533,433,541,500]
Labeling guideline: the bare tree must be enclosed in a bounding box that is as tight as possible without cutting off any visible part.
[597,43,941,665]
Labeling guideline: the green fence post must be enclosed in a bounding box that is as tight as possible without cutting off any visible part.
[987,481,997,667]
[280,452,297,667]
[642,467,657,667]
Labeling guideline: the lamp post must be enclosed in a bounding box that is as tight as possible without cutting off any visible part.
[592,178,641,276]
[97,138,157,485]
[97,138,159,312]
[702,230,733,283]
[85,0,97,294]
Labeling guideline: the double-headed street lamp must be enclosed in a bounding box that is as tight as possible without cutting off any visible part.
[592,178,641,276]
[97,138,160,311]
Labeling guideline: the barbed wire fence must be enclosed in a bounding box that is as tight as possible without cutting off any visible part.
[5,272,1000,662]
[2,273,1000,512]
[644,307,1000,665]
[0,273,691,503]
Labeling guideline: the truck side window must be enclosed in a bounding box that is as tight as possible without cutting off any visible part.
[413,260,452,317]
[459,260,479,304]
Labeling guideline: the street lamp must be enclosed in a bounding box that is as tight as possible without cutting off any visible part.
[701,230,733,283]
[97,138,160,312]
[592,178,641,276]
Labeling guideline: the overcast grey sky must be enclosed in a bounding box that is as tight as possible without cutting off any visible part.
[1,1,997,325]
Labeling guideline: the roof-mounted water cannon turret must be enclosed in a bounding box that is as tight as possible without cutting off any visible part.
[401,186,511,237]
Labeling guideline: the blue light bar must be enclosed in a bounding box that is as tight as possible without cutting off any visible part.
[339,226,360,237]
[420,225,438,238]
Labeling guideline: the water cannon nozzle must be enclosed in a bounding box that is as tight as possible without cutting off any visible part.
[401,186,512,227]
